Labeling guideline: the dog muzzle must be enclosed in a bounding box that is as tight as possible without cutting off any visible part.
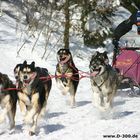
[90,67,101,76]
[58,55,71,64]
[23,72,37,85]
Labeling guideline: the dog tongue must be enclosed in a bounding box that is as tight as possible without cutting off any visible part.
[91,71,98,76]
[60,55,70,64]
[24,79,30,84]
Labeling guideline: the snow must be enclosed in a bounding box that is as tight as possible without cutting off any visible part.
[0,3,140,140]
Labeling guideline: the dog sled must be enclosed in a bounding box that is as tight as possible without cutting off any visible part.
[112,44,140,95]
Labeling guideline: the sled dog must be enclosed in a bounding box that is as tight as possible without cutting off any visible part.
[16,61,52,135]
[55,49,79,106]
[0,72,17,130]
[89,51,121,111]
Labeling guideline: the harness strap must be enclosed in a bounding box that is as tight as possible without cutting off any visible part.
[92,66,109,92]
[1,87,18,92]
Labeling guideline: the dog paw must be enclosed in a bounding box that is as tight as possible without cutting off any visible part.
[71,104,77,108]
[29,131,35,136]
[70,102,76,108]
[8,128,15,135]
[9,123,15,130]
[62,91,67,95]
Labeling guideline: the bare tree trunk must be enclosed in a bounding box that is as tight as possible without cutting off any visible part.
[121,0,138,13]
[81,0,89,45]
[63,0,70,49]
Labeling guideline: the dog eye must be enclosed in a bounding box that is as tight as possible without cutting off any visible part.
[27,72,32,74]
[63,52,67,55]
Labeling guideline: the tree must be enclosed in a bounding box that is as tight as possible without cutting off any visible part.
[3,0,120,55]
[63,0,70,49]
[80,0,118,47]
[121,0,140,13]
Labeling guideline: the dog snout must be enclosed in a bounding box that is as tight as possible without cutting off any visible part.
[15,75,19,80]
[91,65,96,69]
[23,75,28,80]
[59,54,63,58]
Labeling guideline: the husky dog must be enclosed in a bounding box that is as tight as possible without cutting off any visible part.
[55,49,79,106]
[0,72,17,130]
[16,61,52,135]
[89,51,121,111]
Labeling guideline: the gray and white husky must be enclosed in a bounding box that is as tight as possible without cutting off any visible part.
[89,51,121,111]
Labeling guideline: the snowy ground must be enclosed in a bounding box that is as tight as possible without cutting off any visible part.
[0,5,140,140]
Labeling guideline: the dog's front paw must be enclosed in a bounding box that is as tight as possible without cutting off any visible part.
[29,131,35,136]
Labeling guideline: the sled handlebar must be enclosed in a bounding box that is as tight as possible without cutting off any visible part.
[120,47,140,51]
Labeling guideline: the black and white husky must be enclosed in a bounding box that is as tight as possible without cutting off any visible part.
[14,61,52,135]
[55,49,79,107]
[0,72,17,130]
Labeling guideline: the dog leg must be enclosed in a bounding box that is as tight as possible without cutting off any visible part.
[0,95,11,123]
[103,96,110,111]
[69,88,76,107]
[24,93,39,124]
[93,93,107,111]
[18,100,27,117]
[39,101,47,118]
[93,92,100,107]
[103,91,116,111]
[7,110,15,130]
[70,94,75,107]
[18,92,31,106]
[106,92,115,109]
[29,113,39,136]
[57,80,69,95]
[45,91,49,102]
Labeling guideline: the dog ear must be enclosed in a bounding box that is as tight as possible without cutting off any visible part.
[103,51,108,59]
[23,60,27,65]
[57,49,60,53]
[31,61,35,68]
[96,51,99,55]
[94,51,99,56]
[103,51,107,55]
[92,51,99,58]
[67,49,71,55]
[2,74,10,88]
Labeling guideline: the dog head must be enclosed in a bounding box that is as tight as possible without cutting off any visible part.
[57,49,72,64]
[99,51,109,65]
[19,61,37,84]
[14,60,27,81]
[89,51,108,76]
[0,72,12,92]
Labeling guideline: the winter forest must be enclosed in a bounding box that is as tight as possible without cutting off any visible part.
[0,0,140,140]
